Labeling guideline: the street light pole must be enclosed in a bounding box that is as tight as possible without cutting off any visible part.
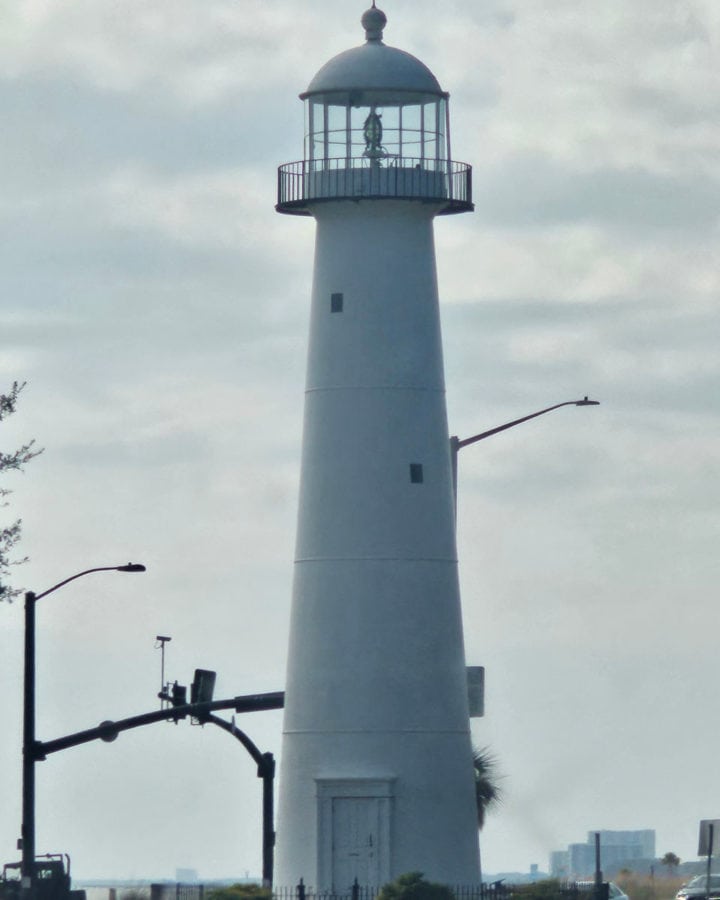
[450,397,600,514]
[21,564,146,900]
[22,590,37,896]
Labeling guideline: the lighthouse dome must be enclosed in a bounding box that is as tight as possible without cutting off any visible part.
[277,4,473,217]
[301,5,445,100]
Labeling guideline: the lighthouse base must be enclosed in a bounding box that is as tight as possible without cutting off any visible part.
[276,731,481,891]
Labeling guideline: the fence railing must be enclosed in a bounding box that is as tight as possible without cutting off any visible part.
[148,879,610,900]
[150,884,206,900]
[273,880,510,900]
[273,879,610,900]
[276,157,473,215]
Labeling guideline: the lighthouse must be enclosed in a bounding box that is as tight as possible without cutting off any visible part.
[275,5,479,890]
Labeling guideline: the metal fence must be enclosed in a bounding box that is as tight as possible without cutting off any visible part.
[150,885,205,900]
[273,881,510,900]
[148,879,609,900]
[276,157,473,214]
[273,880,610,900]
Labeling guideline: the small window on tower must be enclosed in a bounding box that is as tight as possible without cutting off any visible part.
[331,292,344,313]
[409,463,424,484]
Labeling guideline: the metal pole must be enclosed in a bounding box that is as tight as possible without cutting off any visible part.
[450,435,460,522]
[705,823,714,900]
[203,714,277,887]
[18,564,145,900]
[21,591,36,900]
[260,752,276,887]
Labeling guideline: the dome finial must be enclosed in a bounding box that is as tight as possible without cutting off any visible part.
[361,3,387,42]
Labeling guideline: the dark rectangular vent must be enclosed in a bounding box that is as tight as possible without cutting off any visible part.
[331,292,344,313]
[409,463,424,484]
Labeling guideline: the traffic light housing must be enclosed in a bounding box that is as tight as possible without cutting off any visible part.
[171,681,187,706]
[191,669,216,705]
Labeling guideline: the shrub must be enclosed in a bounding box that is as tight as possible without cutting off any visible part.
[206,885,271,900]
[377,872,455,900]
[512,880,563,900]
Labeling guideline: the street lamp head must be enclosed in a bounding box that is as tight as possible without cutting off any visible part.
[116,563,146,572]
[575,396,600,406]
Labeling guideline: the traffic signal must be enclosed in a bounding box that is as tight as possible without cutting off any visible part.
[191,669,216,705]
[171,681,187,706]
[169,681,188,721]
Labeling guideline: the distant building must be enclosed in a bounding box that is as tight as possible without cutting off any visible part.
[551,830,656,878]
[175,870,199,883]
[550,851,570,879]
[590,830,656,860]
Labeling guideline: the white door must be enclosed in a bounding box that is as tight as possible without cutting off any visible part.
[331,797,382,890]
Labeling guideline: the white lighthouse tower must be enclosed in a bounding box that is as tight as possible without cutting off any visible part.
[275,5,479,890]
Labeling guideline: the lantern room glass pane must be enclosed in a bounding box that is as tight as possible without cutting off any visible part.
[401,104,422,156]
[303,94,449,166]
[423,101,438,161]
[350,105,368,158]
[327,105,347,156]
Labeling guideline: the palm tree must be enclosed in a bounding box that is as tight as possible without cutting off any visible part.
[472,746,502,829]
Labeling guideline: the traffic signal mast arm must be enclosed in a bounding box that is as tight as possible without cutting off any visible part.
[33,691,285,760]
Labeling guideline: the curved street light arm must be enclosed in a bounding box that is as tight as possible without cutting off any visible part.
[450,397,600,521]
[205,712,265,767]
[33,563,146,601]
[21,562,145,900]
[453,398,599,450]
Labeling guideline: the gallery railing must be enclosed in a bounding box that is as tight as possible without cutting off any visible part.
[277,157,473,215]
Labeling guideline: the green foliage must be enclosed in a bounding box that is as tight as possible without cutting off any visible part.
[1,382,42,602]
[472,746,502,830]
[205,885,271,900]
[120,891,150,900]
[616,872,686,900]
[377,873,455,900]
[511,879,563,900]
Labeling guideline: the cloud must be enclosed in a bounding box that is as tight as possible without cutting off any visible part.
[472,156,720,232]
[0,1,314,99]
[1,0,719,880]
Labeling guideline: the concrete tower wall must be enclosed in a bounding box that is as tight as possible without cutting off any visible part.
[276,201,480,888]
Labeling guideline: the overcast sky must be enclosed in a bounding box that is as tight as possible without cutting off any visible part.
[1,0,719,883]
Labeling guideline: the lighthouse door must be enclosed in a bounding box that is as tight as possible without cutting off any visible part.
[332,797,380,889]
[316,779,393,891]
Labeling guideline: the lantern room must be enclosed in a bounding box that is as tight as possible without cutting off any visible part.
[303,89,449,167]
[276,5,473,215]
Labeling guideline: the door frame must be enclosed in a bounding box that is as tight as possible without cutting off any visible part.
[316,778,395,889]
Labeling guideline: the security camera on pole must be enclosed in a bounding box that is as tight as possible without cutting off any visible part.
[275,5,479,889]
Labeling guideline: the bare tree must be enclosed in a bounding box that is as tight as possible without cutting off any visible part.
[1,382,42,601]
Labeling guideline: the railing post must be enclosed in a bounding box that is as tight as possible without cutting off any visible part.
[352,878,359,900]
[297,878,306,900]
